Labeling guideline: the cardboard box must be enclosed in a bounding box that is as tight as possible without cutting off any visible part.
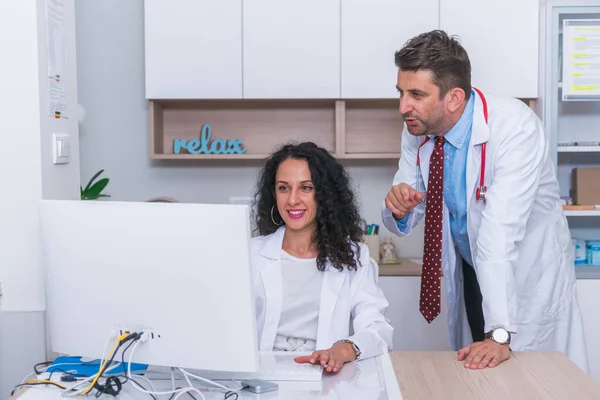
[571,168,600,205]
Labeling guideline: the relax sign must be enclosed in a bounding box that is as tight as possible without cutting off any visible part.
[173,124,246,155]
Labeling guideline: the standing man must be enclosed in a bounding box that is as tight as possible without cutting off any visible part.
[382,30,588,372]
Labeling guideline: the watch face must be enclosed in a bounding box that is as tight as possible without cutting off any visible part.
[493,329,509,343]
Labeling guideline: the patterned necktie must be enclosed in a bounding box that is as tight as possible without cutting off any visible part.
[420,136,445,323]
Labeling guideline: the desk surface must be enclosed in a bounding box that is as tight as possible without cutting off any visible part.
[11,351,600,400]
[392,351,600,399]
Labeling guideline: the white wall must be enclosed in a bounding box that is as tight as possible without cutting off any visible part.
[74,0,425,259]
[0,0,80,312]
[0,0,80,396]
[37,0,81,200]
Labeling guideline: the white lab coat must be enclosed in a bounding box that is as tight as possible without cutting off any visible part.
[249,226,393,360]
[382,92,588,372]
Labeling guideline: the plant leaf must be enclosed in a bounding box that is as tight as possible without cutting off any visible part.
[86,178,109,198]
[84,169,104,193]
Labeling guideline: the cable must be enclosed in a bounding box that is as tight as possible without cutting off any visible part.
[62,358,124,397]
[127,341,184,396]
[173,388,204,400]
[179,369,244,393]
[51,368,87,382]
[179,369,245,400]
[118,338,157,400]
[11,380,67,396]
[20,371,36,385]
[93,375,123,397]
[33,361,53,375]
[126,340,205,399]
[224,390,239,400]
[14,331,135,398]
[86,332,141,396]
[62,332,134,397]
[77,332,130,395]
[115,375,157,400]
[168,387,198,400]
[127,374,158,396]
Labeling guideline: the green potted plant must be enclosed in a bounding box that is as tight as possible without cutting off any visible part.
[80,169,110,200]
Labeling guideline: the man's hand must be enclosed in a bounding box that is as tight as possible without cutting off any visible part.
[385,183,423,220]
[457,339,510,369]
[294,342,357,373]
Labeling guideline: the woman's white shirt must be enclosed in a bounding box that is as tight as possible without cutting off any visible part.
[273,250,323,352]
[250,226,393,360]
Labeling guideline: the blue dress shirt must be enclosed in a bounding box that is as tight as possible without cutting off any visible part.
[396,91,475,266]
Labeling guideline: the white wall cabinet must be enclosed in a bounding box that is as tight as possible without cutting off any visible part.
[440,0,539,98]
[577,279,600,384]
[242,0,340,99]
[144,0,242,99]
[379,277,452,351]
[341,0,439,99]
[144,0,540,100]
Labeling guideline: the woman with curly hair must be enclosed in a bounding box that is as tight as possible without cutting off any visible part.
[250,142,393,374]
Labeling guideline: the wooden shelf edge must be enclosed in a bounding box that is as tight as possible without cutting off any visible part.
[151,153,271,160]
[150,153,401,160]
[343,153,400,159]
[379,258,422,276]
[557,146,600,153]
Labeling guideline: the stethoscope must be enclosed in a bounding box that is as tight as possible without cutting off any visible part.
[416,87,488,203]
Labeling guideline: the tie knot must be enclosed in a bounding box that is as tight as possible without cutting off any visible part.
[435,136,446,147]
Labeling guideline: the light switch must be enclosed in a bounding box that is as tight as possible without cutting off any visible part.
[53,133,70,164]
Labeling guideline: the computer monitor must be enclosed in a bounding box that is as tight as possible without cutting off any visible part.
[39,199,259,373]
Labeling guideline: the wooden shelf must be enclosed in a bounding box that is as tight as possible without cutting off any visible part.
[379,258,423,276]
[149,99,404,160]
[152,153,272,160]
[343,100,403,156]
[150,99,336,159]
[557,146,600,153]
[564,210,600,216]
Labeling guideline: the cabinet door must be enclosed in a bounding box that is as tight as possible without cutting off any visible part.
[144,0,242,99]
[242,0,340,99]
[341,0,439,99]
[379,277,452,351]
[577,279,600,384]
[440,0,539,98]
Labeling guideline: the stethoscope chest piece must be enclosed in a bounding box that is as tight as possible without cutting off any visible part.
[476,186,487,202]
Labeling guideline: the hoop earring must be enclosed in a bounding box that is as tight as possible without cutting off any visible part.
[271,205,283,226]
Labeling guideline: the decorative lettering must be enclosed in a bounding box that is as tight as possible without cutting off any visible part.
[173,124,246,155]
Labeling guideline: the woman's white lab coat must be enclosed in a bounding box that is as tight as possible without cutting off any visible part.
[382,93,588,372]
[250,226,393,360]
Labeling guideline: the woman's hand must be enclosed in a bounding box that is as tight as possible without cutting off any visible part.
[294,342,357,373]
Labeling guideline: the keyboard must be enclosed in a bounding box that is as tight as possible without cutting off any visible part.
[191,352,324,382]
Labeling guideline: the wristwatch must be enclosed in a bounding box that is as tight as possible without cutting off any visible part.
[335,339,361,360]
[485,328,511,345]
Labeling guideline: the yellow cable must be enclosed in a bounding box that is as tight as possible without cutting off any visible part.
[23,379,67,389]
[79,332,130,395]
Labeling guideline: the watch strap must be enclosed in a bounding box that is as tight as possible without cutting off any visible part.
[334,339,361,360]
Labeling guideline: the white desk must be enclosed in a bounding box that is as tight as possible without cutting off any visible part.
[11,353,402,400]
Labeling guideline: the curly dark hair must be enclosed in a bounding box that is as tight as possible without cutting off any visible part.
[252,142,366,271]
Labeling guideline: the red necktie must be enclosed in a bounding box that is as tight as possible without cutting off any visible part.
[420,136,445,323]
